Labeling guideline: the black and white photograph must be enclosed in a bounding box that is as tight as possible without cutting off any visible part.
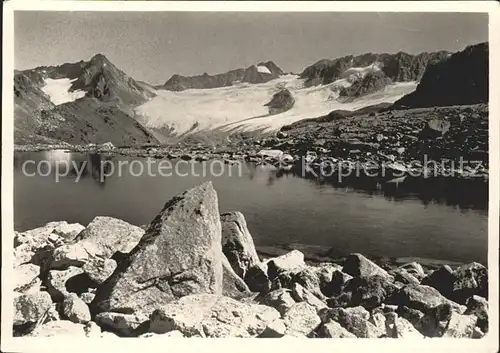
[2,1,499,351]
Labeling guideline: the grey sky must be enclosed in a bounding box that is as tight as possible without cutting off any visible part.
[14,11,488,85]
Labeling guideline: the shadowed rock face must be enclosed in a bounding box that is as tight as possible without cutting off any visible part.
[13,53,158,145]
[300,50,450,86]
[161,61,284,91]
[393,42,488,108]
[90,181,223,316]
[265,88,295,115]
[339,71,393,99]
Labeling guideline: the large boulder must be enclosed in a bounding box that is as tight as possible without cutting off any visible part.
[388,284,463,313]
[74,216,145,259]
[148,294,280,337]
[220,211,260,279]
[422,263,488,304]
[450,262,488,304]
[91,182,223,316]
[14,291,53,326]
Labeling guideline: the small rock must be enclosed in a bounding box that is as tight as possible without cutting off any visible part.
[140,331,185,338]
[267,250,306,280]
[398,262,425,279]
[62,293,91,324]
[464,295,488,332]
[50,243,89,270]
[46,266,85,302]
[258,289,296,316]
[291,283,327,311]
[245,262,271,293]
[84,321,102,338]
[442,312,477,338]
[259,319,287,338]
[396,306,424,328]
[390,268,420,285]
[95,312,149,337]
[317,320,356,338]
[340,275,397,309]
[282,302,321,336]
[369,311,386,333]
[14,264,41,293]
[82,257,117,286]
[342,253,392,280]
[325,270,353,296]
[29,320,86,337]
[80,292,96,305]
[472,326,485,339]
[14,244,35,267]
[52,222,85,241]
[385,313,423,338]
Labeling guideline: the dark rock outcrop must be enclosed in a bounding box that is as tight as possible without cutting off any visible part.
[161,61,283,91]
[265,88,295,114]
[300,50,450,86]
[339,71,393,99]
[393,42,488,108]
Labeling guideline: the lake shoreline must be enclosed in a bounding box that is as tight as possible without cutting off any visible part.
[12,182,489,338]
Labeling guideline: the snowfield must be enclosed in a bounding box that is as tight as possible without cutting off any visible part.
[257,65,272,74]
[135,72,418,136]
[41,78,86,105]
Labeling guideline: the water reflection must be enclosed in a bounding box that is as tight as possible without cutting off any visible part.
[254,162,488,212]
[13,150,114,186]
[13,151,488,211]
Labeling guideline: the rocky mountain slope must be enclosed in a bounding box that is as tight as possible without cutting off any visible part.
[13,182,489,338]
[14,54,158,145]
[300,51,450,87]
[160,61,284,91]
[14,43,488,146]
[392,42,488,108]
